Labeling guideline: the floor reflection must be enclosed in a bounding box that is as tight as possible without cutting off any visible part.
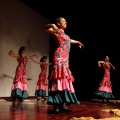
[10,101,27,120]
[0,99,120,120]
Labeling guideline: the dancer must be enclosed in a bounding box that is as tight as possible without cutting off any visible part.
[95,55,116,102]
[8,46,36,101]
[43,17,84,113]
[31,55,52,101]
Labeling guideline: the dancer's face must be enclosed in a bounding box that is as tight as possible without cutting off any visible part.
[43,58,47,62]
[57,18,67,30]
[22,48,26,54]
[105,56,109,61]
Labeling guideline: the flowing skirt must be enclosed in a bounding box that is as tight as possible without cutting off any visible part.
[11,82,28,98]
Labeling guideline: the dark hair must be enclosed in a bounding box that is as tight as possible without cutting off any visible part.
[55,17,63,23]
[18,46,26,57]
[40,56,47,62]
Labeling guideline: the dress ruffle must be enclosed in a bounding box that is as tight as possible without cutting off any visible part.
[47,90,80,105]
[11,82,28,98]
[95,90,115,99]
[35,90,46,97]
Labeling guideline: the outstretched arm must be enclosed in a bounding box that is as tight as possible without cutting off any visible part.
[31,58,42,64]
[98,61,105,67]
[27,54,37,59]
[47,63,52,66]
[43,24,60,35]
[109,62,116,70]
[71,39,84,48]
[8,50,19,58]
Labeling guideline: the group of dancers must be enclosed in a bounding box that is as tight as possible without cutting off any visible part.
[6,17,115,114]
[8,48,51,101]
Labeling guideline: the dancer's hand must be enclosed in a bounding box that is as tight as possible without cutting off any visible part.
[30,54,38,59]
[113,66,116,70]
[98,64,101,67]
[77,41,84,48]
[8,50,14,55]
[35,54,38,58]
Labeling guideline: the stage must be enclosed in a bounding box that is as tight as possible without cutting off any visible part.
[0,98,120,120]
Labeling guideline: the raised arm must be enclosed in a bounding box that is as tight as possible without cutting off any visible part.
[109,62,116,70]
[8,50,19,58]
[98,61,105,67]
[71,39,84,48]
[43,24,60,35]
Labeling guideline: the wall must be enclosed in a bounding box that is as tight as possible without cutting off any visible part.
[0,0,50,97]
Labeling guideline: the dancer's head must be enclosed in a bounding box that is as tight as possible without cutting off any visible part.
[55,17,67,30]
[105,55,109,62]
[18,46,26,57]
[40,56,47,62]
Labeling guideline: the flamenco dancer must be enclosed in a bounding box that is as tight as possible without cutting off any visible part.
[31,55,52,101]
[44,17,84,113]
[95,55,116,102]
[8,46,36,101]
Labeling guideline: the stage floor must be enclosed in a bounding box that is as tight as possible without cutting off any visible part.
[0,98,120,120]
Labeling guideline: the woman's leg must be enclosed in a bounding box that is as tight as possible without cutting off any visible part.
[37,96,40,101]
[53,104,60,114]
[59,103,72,113]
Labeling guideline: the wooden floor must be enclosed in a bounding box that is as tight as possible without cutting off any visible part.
[0,98,120,120]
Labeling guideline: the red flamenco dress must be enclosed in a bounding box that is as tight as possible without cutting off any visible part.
[48,31,80,105]
[11,57,28,99]
[95,63,115,99]
[35,64,48,98]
